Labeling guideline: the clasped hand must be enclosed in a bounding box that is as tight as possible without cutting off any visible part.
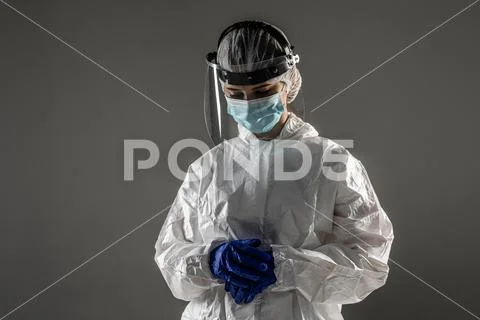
[209,238,277,304]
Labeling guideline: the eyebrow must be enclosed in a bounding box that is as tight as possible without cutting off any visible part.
[226,83,271,91]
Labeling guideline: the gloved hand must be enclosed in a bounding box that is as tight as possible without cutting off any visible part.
[209,238,271,284]
[209,238,277,304]
[225,263,276,304]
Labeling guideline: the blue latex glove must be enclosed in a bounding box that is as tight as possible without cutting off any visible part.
[209,238,274,289]
[209,238,277,304]
[224,252,276,304]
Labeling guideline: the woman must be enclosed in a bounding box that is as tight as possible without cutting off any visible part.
[154,20,394,320]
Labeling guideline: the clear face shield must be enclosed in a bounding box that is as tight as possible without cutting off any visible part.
[204,53,304,146]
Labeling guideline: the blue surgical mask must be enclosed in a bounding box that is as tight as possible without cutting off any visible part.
[225,91,285,134]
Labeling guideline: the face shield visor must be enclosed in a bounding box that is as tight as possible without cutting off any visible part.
[204,52,304,146]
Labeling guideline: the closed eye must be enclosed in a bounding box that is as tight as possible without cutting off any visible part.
[226,87,274,99]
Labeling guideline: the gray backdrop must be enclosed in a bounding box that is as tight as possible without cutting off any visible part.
[1,0,479,319]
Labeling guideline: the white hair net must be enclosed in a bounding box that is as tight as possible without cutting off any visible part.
[216,24,303,104]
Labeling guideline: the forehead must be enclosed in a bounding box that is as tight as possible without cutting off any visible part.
[224,82,277,91]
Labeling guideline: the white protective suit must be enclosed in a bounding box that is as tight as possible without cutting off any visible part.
[154,112,394,320]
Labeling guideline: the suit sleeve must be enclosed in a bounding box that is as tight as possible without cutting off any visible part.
[269,146,394,305]
[154,163,223,301]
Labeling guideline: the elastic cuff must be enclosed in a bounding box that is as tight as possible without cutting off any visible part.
[270,245,296,291]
